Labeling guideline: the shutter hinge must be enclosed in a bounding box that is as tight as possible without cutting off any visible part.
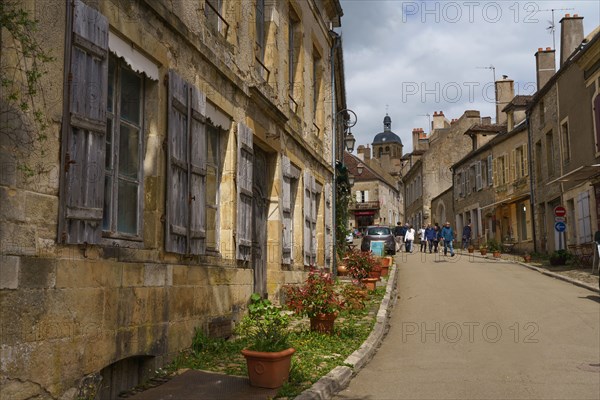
[64,152,76,172]
[189,194,196,203]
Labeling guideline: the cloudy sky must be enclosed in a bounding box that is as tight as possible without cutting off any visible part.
[338,0,600,152]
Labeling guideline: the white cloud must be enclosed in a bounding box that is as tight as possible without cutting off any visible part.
[339,0,600,151]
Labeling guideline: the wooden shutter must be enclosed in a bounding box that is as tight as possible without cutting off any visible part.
[356,191,361,203]
[577,191,592,243]
[312,180,322,264]
[236,122,253,260]
[60,0,109,244]
[324,183,332,265]
[188,84,207,255]
[523,145,529,177]
[492,158,498,187]
[475,162,482,191]
[510,149,516,183]
[304,171,312,265]
[281,155,292,264]
[166,70,207,255]
[487,155,493,186]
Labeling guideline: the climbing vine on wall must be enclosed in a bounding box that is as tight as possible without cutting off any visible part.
[1,1,55,177]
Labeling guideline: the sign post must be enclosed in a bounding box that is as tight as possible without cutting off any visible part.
[554,206,567,250]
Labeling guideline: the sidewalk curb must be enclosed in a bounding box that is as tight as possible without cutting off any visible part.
[294,264,399,400]
[516,262,599,293]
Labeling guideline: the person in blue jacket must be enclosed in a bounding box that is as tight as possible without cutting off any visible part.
[425,224,436,253]
[440,221,455,257]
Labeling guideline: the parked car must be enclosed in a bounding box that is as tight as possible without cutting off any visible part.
[360,225,396,255]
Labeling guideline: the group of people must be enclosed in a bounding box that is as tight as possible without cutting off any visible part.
[393,221,458,257]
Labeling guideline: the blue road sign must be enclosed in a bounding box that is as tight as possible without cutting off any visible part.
[554,221,566,232]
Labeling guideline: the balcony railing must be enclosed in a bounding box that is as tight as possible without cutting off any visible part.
[349,201,380,210]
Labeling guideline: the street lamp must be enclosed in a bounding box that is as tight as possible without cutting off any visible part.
[348,174,355,186]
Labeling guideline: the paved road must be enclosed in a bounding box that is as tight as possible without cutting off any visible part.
[335,251,600,400]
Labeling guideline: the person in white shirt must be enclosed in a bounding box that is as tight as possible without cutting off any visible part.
[404,224,416,253]
[418,225,427,252]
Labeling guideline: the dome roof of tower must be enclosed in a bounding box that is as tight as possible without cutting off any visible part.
[373,131,402,145]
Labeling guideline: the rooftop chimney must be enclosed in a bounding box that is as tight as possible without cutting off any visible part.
[560,14,584,67]
[412,128,423,151]
[432,111,448,130]
[495,77,514,125]
[357,144,371,161]
[482,116,492,125]
[535,47,556,90]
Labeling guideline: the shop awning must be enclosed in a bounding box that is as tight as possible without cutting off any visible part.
[109,32,159,81]
[354,211,376,216]
[480,193,530,210]
[546,164,600,185]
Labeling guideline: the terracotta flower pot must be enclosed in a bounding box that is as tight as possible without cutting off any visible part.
[480,249,488,256]
[309,312,337,334]
[381,257,392,267]
[337,264,348,276]
[468,247,475,253]
[380,264,390,277]
[493,251,501,258]
[368,269,382,280]
[361,277,378,291]
[523,255,532,263]
[241,347,295,388]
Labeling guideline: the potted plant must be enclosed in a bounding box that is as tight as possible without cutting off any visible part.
[479,244,488,256]
[284,268,344,334]
[345,249,374,281]
[344,250,379,290]
[236,293,294,388]
[368,259,383,280]
[549,249,570,266]
[523,253,532,263]
[467,245,475,253]
[487,239,502,258]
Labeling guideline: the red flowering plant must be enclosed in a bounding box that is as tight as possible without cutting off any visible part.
[284,268,345,318]
[344,250,377,281]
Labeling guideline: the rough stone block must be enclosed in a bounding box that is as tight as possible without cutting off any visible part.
[0,379,45,400]
[19,257,56,288]
[0,255,19,289]
[25,191,58,225]
[0,222,37,256]
[56,260,122,288]
[122,263,144,287]
[0,186,26,222]
[144,263,166,286]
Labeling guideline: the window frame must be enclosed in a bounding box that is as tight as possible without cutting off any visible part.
[205,123,222,252]
[103,55,145,242]
[561,118,570,165]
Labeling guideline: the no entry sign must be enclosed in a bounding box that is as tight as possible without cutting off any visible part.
[554,206,566,217]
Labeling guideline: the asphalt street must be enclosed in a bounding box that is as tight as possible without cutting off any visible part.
[335,251,600,400]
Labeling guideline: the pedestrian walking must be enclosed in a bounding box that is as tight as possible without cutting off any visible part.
[393,222,404,253]
[404,224,415,253]
[418,225,427,252]
[433,222,441,253]
[462,222,472,250]
[441,221,455,257]
[425,223,435,253]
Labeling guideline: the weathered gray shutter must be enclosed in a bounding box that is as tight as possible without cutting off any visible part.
[303,171,312,265]
[166,70,207,255]
[324,183,332,266]
[61,0,108,244]
[312,180,322,265]
[281,155,292,264]
[189,84,207,255]
[237,122,253,260]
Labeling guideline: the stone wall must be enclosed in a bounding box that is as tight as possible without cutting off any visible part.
[0,0,342,397]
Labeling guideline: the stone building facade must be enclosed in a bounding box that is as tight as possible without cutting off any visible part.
[345,152,401,229]
[0,0,345,398]
[528,16,600,253]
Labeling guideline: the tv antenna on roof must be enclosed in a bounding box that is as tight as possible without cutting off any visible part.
[476,64,496,84]
[539,8,574,50]
[417,113,431,134]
